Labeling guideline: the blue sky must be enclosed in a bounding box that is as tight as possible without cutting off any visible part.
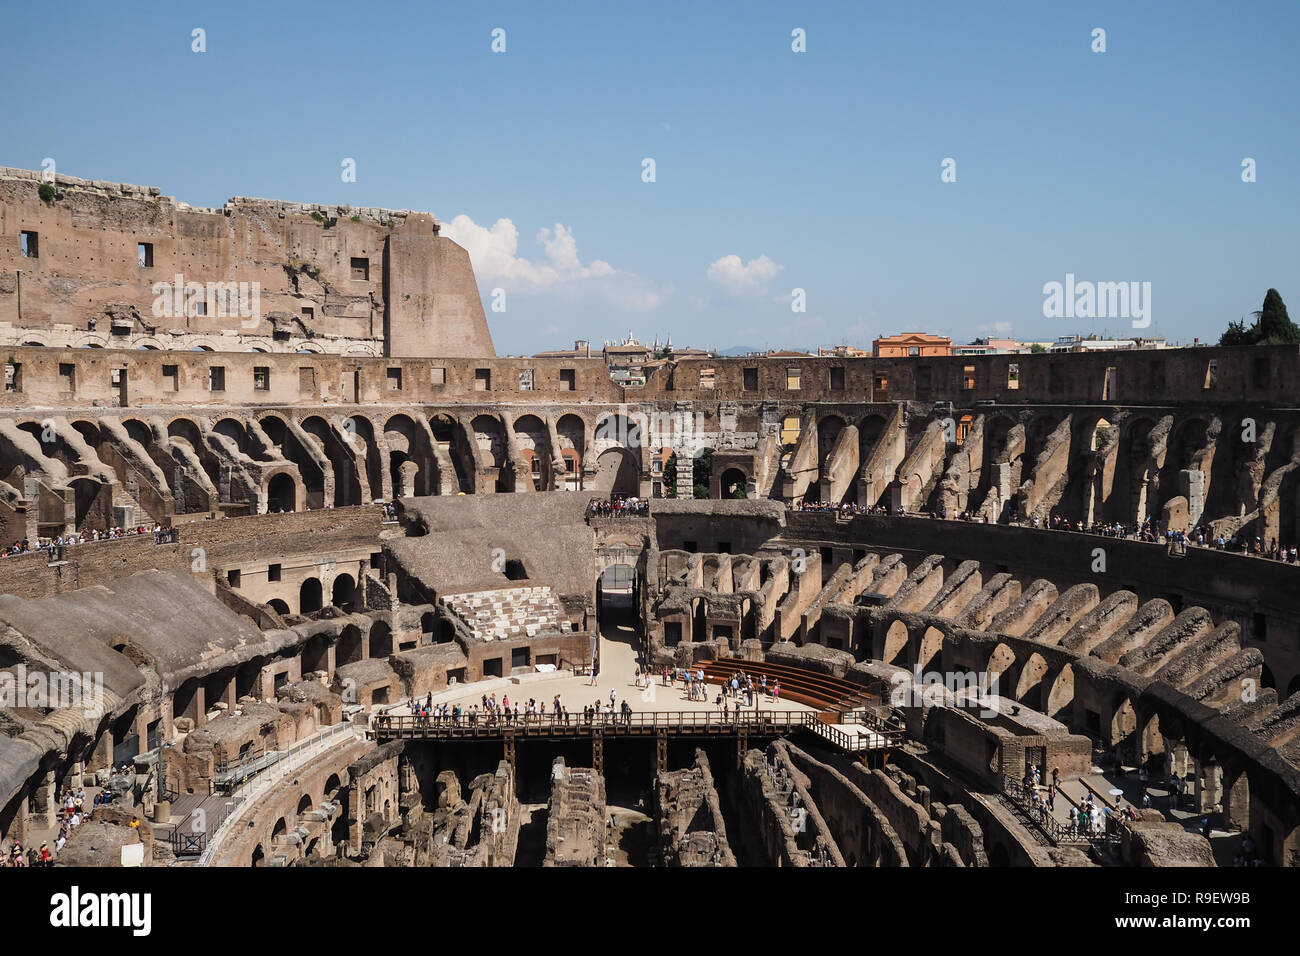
[2,0,1297,354]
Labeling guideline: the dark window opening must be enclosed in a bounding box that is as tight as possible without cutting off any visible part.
[227,569,241,588]
[830,367,845,390]
[137,243,154,267]
[504,559,528,581]
[350,257,370,280]
[253,367,270,391]
[386,367,402,391]
[560,368,576,390]
[475,368,491,391]
[483,658,503,679]
[209,366,226,391]
[743,367,758,391]
[267,563,281,582]
[20,231,38,258]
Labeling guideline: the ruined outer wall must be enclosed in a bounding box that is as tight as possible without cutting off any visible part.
[0,343,1295,410]
[0,168,494,358]
[0,505,383,599]
[384,230,495,358]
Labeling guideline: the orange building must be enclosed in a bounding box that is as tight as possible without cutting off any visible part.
[872,332,953,358]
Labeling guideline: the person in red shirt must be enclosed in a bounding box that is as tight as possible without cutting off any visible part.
[38,842,51,866]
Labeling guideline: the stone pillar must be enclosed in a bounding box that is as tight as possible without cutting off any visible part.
[30,770,57,829]
[1193,758,1222,813]
[1180,469,1205,528]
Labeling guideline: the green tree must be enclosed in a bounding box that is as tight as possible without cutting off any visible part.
[692,448,713,499]
[1218,289,1298,346]
[1255,288,1299,345]
[663,452,677,498]
[1028,343,1047,354]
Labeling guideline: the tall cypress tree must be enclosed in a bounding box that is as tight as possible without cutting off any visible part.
[1255,288,1299,345]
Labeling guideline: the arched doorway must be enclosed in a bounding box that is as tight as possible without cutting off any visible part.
[331,574,356,612]
[267,473,296,513]
[299,578,323,614]
[719,468,748,499]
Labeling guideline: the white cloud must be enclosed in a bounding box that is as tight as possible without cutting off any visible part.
[978,321,1014,335]
[706,254,783,296]
[444,215,666,311]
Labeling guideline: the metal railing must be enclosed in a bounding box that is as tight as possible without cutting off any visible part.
[372,709,904,751]
[1000,779,1119,850]
[374,708,804,738]
[198,721,360,867]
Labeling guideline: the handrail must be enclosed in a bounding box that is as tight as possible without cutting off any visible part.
[1000,779,1118,850]
[370,709,903,751]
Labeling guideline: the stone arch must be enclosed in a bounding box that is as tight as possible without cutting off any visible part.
[297,794,313,815]
[430,414,473,494]
[594,412,642,451]
[251,844,265,867]
[1045,663,1074,722]
[555,414,586,491]
[384,413,432,498]
[369,621,392,658]
[324,773,342,799]
[719,467,748,499]
[986,642,1017,689]
[299,577,323,614]
[212,416,252,450]
[817,415,846,471]
[513,414,551,491]
[67,475,108,531]
[267,598,291,616]
[299,415,363,507]
[471,414,511,492]
[266,472,297,513]
[72,333,109,349]
[881,619,910,667]
[1112,695,1139,754]
[331,573,357,612]
[337,625,363,667]
[593,447,640,497]
[917,625,945,672]
[1014,652,1050,711]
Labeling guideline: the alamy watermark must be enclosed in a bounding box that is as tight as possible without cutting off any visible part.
[151,273,261,328]
[1042,273,1151,329]
[1,665,105,717]
[889,667,1001,718]
[594,404,713,455]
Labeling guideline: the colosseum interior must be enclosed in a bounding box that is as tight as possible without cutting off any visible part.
[2,168,1298,872]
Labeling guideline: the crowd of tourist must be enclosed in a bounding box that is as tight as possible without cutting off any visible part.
[1026,513,1300,563]
[0,524,173,558]
[378,690,642,728]
[644,665,781,710]
[586,496,649,519]
[790,500,895,517]
[6,769,139,867]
